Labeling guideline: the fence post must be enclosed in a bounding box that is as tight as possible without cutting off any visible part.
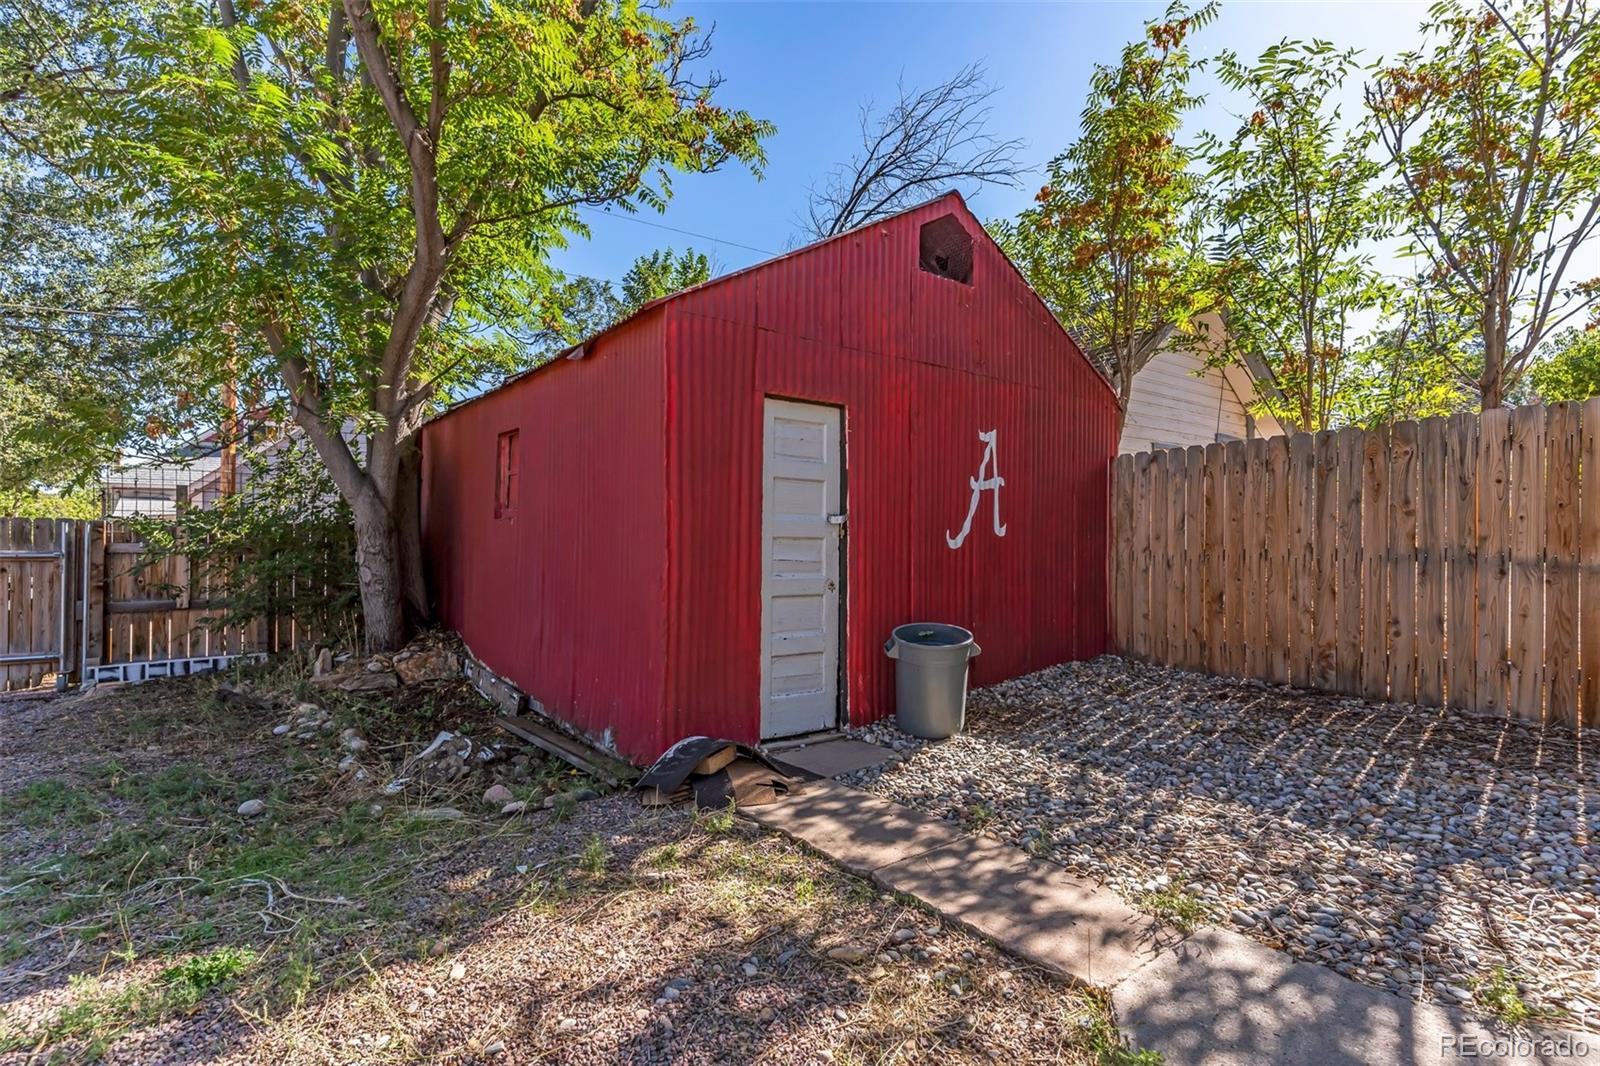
[83,521,106,670]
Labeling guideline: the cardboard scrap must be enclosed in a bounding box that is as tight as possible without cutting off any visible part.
[637,736,799,809]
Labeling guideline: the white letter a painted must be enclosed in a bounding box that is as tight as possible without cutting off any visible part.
[946,429,1006,549]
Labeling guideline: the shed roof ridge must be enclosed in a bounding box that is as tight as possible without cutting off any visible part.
[434,189,1119,421]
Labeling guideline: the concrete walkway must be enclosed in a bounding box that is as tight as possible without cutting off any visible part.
[743,780,1596,1066]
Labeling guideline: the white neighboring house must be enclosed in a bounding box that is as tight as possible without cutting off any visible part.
[1116,316,1286,454]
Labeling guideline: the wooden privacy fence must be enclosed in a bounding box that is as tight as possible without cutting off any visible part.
[1111,401,1600,728]
[2,517,336,692]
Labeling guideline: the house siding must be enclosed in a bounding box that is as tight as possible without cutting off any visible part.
[1118,344,1283,454]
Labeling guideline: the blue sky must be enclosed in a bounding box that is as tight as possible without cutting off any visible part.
[553,0,1437,283]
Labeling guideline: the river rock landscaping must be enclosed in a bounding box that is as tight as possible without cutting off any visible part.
[847,655,1600,1034]
[0,665,1124,1064]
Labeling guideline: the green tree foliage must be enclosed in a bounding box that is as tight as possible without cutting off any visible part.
[0,164,204,501]
[1204,41,1390,432]
[1336,293,1476,426]
[548,246,711,346]
[997,2,1217,423]
[1366,0,1600,409]
[128,440,360,648]
[1529,328,1600,401]
[1,0,770,650]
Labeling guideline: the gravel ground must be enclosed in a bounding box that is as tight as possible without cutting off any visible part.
[846,655,1600,1032]
[0,671,1121,1064]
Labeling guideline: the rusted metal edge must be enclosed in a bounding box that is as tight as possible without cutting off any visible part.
[496,716,634,788]
[458,643,637,786]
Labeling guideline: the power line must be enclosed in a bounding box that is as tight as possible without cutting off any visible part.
[0,300,144,318]
[576,206,778,257]
[0,320,157,341]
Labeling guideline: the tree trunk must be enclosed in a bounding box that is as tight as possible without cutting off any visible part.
[352,491,408,654]
[1479,307,1506,409]
[394,436,429,628]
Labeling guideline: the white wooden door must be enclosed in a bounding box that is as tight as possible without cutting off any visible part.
[760,399,843,738]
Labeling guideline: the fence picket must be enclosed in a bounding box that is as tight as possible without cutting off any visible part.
[1582,399,1600,726]
[1416,417,1447,707]
[1360,426,1391,700]
[1546,402,1580,725]
[1148,450,1169,663]
[1185,445,1206,671]
[1389,421,1419,703]
[1225,441,1248,676]
[1337,428,1365,693]
[1313,431,1340,689]
[1289,432,1316,687]
[1475,409,1511,715]
[1165,449,1185,663]
[1113,455,1134,653]
[1204,443,1226,674]
[1244,439,1267,678]
[1447,412,1479,710]
[1508,405,1546,721]
[1265,437,1291,685]
[1133,452,1153,659]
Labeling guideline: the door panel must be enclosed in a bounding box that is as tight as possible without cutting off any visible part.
[761,399,843,738]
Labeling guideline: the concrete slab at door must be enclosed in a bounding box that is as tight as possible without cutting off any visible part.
[760,399,843,739]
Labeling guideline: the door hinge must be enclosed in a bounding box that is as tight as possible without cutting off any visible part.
[828,513,847,526]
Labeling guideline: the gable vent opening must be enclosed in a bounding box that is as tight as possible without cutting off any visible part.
[918,214,974,285]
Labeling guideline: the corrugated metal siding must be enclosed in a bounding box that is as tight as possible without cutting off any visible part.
[665,194,1117,745]
[420,311,670,761]
[422,192,1117,762]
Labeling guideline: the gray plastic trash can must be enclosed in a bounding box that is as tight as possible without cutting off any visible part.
[883,623,982,739]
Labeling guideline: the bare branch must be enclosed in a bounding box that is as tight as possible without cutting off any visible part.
[804,63,1026,238]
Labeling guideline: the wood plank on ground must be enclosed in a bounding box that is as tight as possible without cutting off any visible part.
[1475,408,1511,716]
[1389,420,1419,704]
[1416,417,1447,708]
[1507,404,1546,721]
[1446,412,1479,711]
[1546,402,1580,725]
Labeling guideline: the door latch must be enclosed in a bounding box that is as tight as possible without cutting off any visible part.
[828,513,847,526]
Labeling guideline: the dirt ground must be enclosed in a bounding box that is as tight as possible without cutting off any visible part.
[0,665,1129,1065]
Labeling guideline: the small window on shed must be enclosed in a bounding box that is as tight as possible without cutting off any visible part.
[918,214,974,284]
[495,430,519,519]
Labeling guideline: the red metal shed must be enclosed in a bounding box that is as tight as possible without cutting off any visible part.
[421,193,1119,763]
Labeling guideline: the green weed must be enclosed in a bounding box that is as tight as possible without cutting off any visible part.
[695,799,737,834]
[1474,966,1534,1025]
[1134,881,1212,934]
[581,834,608,876]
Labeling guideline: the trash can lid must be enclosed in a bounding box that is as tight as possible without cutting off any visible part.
[891,623,974,647]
